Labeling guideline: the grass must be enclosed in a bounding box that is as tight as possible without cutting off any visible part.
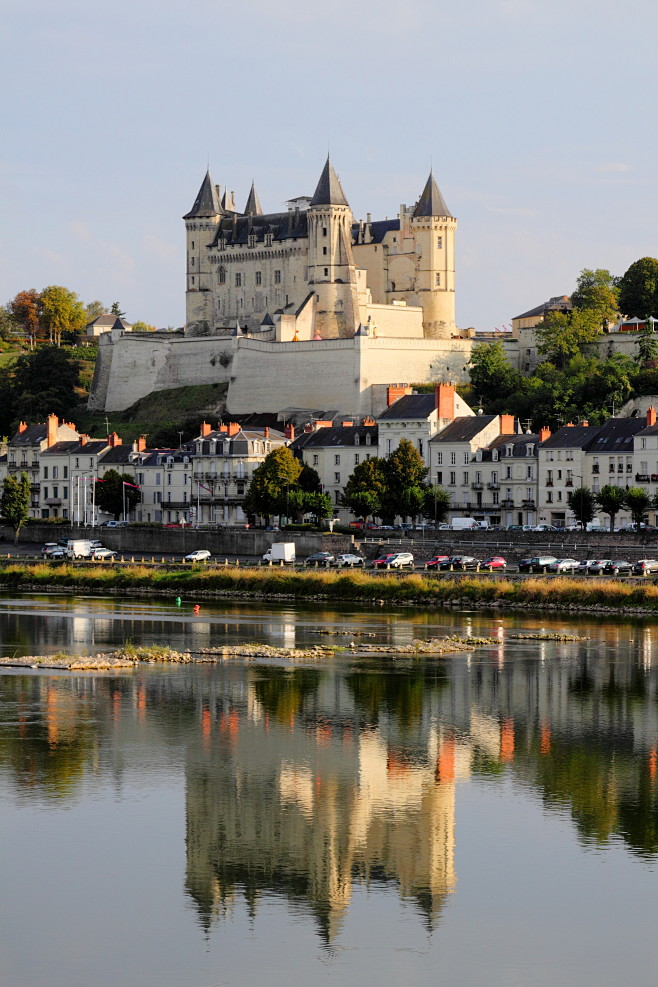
[2,562,658,611]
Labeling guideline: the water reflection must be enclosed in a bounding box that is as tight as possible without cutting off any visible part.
[1,609,658,947]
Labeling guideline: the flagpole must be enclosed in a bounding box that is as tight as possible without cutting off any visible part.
[123,482,126,522]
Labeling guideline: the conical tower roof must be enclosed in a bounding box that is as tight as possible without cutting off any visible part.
[244,182,263,216]
[221,189,237,213]
[310,157,349,207]
[413,172,453,218]
[183,170,222,219]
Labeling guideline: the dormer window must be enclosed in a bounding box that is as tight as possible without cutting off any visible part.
[219,237,226,251]
[365,434,372,446]
[476,450,482,462]
[492,449,498,461]
[265,233,272,246]
[355,434,360,446]
[506,444,514,457]
[248,234,256,248]
[526,443,535,456]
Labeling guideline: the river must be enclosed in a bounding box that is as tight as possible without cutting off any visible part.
[0,593,657,986]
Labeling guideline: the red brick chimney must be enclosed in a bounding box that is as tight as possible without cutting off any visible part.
[566,422,574,427]
[647,406,657,427]
[137,435,147,452]
[18,421,27,434]
[499,414,515,434]
[227,422,240,437]
[200,421,212,437]
[314,420,332,431]
[264,426,270,438]
[285,423,295,441]
[580,420,589,427]
[219,424,228,433]
[435,383,455,420]
[539,426,551,442]
[46,413,58,448]
[341,421,353,427]
[362,416,376,426]
[386,384,411,407]
[80,434,88,447]
[107,432,121,447]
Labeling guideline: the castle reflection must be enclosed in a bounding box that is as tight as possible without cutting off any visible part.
[1,619,658,942]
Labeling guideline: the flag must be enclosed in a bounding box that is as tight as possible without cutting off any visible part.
[123,480,140,489]
[199,483,213,493]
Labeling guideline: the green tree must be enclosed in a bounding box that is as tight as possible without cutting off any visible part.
[567,486,596,527]
[85,300,105,323]
[40,285,87,345]
[618,257,658,319]
[298,463,322,493]
[9,347,81,424]
[422,485,451,524]
[94,470,141,520]
[1,472,31,543]
[467,341,521,405]
[570,268,619,321]
[624,486,652,528]
[596,485,626,532]
[244,446,302,522]
[303,490,333,523]
[111,302,126,317]
[634,319,658,368]
[535,309,603,367]
[0,305,18,341]
[131,320,156,332]
[341,457,387,522]
[382,438,428,522]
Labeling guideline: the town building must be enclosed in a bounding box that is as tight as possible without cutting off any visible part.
[291,420,379,515]
[428,415,512,521]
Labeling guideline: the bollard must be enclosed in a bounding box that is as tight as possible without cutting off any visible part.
[131,556,135,563]
[121,555,124,562]
[280,559,283,567]
[269,560,272,567]
[225,558,229,566]
[162,557,165,564]
[141,556,145,563]
[151,556,154,563]
[235,559,239,566]
[386,563,391,570]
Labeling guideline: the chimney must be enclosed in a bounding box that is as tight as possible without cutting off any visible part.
[386,384,411,407]
[304,423,314,433]
[314,420,332,431]
[80,434,89,447]
[566,422,574,427]
[362,416,376,426]
[341,421,353,427]
[647,406,657,427]
[18,421,27,434]
[285,423,295,441]
[219,424,228,433]
[137,435,147,452]
[46,413,58,448]
[539,426,551,443]
[107,432,122,448]
[435,383,455,420]
[227,422,240,436]
[264,426,270,438]
[499,414,515,435]
[200,421,212,437]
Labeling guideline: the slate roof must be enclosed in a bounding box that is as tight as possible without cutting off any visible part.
[310,157,349,207]
[85,314,132,332]
[539,425,601,449]
[378,394,437,420]
[210,210,308,247]
[10,424,47,446]
[513,295,571,321]
[40,441,85,456]
[583,417,646,452]
[413,172,452,218]
[98,446,134,465]
[482,433,540,459]
[430,416,496,443]
[291,424,377,451]
[244,182,263,217]
[184,171,222,219]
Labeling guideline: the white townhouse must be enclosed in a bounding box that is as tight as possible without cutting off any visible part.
[6,415,80,519]
[376,384,473,462]
[291,420,379,519]
[480,430,547,528]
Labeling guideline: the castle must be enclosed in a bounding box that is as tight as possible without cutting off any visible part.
[89,158,475,417]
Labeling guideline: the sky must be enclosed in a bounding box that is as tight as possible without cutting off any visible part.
[2,0,657,332]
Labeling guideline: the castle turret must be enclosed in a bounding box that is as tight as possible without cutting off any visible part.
[410,172,457,339]
[184,171,224,334]
[307,158,359,338]
[244,182,263,217]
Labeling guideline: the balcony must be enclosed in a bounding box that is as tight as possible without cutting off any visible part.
[487,482,500,490]
[546,480,553,487]
[471,482,483,490]
[652,474,658,482]
[636,474,650,483]
[501,499,514,508]
[44,497,62,506]
[30,484,40,493]
[522,499,536,509]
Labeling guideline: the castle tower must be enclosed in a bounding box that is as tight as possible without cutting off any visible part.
[306,157,360,339]
[410,172,457,339]
[184,171,223,334]
[243,182,263,217]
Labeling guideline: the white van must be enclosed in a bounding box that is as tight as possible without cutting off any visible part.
[450,517,480,530]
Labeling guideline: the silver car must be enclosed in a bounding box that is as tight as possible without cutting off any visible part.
[333,553,365,567]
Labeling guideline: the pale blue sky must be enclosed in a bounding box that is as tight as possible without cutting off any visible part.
[2,0,657,330]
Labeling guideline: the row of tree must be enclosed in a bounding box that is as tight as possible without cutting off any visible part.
[567,484,654,531]
[1,289,155,346]
[243,447,333,523]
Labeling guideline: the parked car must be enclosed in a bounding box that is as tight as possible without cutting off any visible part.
[588,559,614,574]
[577,559,598,573]
[102,520,129,528]
[518,556,558,572]
[305,552,335,567]
[424,555,451,569]
[91,548,117,561]
[507,524,534,532]
[481,556,507,570]
[370,553,396,568]
[42,544,66,559]
[333,553,365,567]
[603,560,633,575]
[533,524,559,531]
[439,555,480,570]
[387,552,415,568]
[185,549,212,562]
[633,559,658,575]
[547,558,579,573]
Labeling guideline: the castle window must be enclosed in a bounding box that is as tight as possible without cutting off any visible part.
[255,271,262,286]
[191,276,195,285]
[191,257,195,266]
[435,273,440,286]
[265,234,272,246]
[191,241,195,249]
[437,236,442,248]
[235,273,242,287]
[322,227,327,236]
[323,246,327,255]
[218,267,226,284]
[248,234,256,247]
[324,268,329,277]
[274,270,281,284]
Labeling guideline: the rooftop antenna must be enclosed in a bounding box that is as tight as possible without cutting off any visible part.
[103,415,111,436]
[522,418,532,434]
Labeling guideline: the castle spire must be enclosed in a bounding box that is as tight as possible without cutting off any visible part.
[183,170,222,219]
[244,182,263,216]
[413,171,453,218]
[310,156,349,207]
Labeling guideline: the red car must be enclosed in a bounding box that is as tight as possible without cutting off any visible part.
[481,556,507,570]
[424,555,450,569]
[371,553,396,568]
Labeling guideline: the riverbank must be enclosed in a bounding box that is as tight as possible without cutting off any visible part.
[2,561,658,615]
